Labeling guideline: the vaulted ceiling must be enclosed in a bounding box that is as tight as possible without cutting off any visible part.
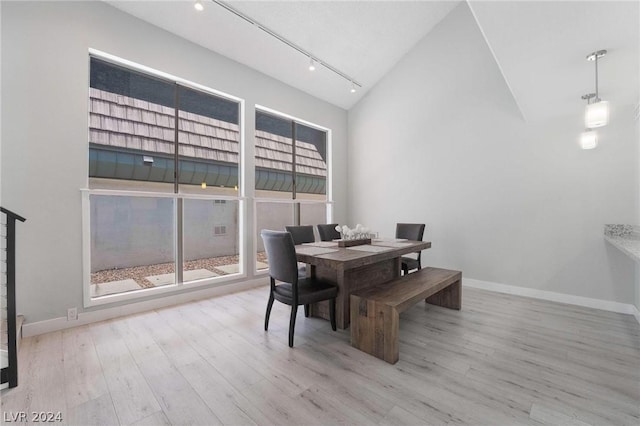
[107,0,639,119]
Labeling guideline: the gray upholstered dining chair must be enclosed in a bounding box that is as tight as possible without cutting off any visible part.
[285,225,315,279]
[396,223,426,275]
[260,230,337,347]
[317,223,340,241]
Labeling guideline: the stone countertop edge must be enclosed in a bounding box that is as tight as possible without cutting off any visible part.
[604,224,640,262]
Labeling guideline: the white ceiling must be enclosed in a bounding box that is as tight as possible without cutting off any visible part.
[106,0,460,110]
[106,0,638,118]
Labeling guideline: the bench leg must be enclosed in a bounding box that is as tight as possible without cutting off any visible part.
[350,295,400,364]
[425,279,461,310]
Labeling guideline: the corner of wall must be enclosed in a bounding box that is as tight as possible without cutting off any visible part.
[465,0,525,122]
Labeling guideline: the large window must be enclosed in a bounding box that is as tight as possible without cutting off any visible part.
[86,55,242,304]
[254,109,330,271]
[254,110,327,200]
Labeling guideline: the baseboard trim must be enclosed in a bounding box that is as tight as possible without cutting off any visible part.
[464,277,640,324]
[22,277,268,337]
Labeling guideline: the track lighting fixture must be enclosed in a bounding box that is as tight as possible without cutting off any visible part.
[194,1,204,12]
[212,1,362,93]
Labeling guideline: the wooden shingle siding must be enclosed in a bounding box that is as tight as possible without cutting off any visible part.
[89,89,240,165]
[90,88,326,179]
[254,133,326,178]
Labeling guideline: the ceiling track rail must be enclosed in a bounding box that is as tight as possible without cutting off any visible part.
[211,0,362,89]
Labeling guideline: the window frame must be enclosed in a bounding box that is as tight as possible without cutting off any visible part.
[254,105,332,202]
[83,50,246,308]
[253,105,333,275]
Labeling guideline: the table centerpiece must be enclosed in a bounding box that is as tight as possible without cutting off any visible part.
[336,224,372,247]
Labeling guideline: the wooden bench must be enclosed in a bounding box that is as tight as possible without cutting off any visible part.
[350,267,462,364]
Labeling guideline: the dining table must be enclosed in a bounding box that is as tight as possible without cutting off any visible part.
[295,238,431,329]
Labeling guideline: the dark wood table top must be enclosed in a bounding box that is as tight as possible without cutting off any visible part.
[295,240,431,270]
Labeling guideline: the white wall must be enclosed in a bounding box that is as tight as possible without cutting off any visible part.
[1,1,347,323]
[348,3,638,304]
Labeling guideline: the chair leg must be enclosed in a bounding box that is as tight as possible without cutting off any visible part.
[288,305,298,347]
[329,298,336,331]
[265,292,274,331]
[304,304,310,317]
[402,264,408,276]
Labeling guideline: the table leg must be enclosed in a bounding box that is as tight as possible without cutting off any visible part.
[310,257,404,329]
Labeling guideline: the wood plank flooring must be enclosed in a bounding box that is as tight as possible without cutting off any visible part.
[1,286,638,425]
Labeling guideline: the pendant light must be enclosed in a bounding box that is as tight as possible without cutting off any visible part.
[583,50,609,128]
[579,129,598,150]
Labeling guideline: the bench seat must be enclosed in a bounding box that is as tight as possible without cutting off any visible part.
[350,267,462,364]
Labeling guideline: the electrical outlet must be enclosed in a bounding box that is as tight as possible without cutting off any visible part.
[67,307,78,321]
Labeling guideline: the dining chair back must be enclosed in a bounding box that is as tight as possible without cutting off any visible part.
[317,223,341,241]
[285,225,315,278]
[396,223,426,275]
[261,229,337,347]
[261,230,299,283]
[285,225,315,245]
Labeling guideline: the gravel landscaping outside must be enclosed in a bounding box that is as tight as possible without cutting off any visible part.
[92,252,268,288]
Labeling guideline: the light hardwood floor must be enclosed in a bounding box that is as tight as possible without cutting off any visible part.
[1,286,639,425]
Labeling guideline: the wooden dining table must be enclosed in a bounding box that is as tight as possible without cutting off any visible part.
[295,239,431,329]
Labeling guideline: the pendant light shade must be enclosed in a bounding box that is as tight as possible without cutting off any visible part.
[585,100,609,128]
[580,129,598,150]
